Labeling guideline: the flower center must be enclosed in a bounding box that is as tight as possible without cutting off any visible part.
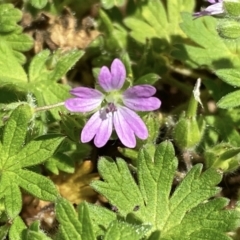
[106,103,117,113]
[104,90,122,106]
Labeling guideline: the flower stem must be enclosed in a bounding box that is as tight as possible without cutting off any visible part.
[34,102,65,112]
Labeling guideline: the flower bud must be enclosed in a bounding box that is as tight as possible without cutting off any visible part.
[224,0,240,17]
[204,143,240,172]
[173,114,202,150]
[173,79,204,150]
[217,19,240,39]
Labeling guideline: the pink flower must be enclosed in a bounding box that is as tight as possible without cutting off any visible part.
[65,59,161,148]
[193,0,224,18]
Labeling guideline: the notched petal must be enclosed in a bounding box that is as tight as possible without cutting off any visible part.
[98,66,112,92]
[123,97,161,111]
[64,98,102,112]
[110,58,126,90]
[123,85,156,98]
[113,110,136,148]
[94,112,113,148]
[70,87,103,99]
[81,111,102,143]
[119,107,148,140]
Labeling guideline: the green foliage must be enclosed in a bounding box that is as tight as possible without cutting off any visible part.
[1,0,240,239]
[91,142,240,239]
[172,13,240,69]
[124,0,195,44]
[101,0,126,9]
[0,4,33,64]
[0,105,63,219]
[28,0,48,9]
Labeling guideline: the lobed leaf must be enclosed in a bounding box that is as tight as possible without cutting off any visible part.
[16,134,64,168]
[91,141,240,237]
[2,104,32,159]
[18,169,58,201]
[9,216,27,240]
[55,198,83,240]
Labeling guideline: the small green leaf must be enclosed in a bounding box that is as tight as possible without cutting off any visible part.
[77,202,95,240]
[216,69,240,87]
[104,220,142,240]
[173,13,240,69]
[2,104,32,159]
[17,134,64,168]
[91,156,144,216]
[9,216,27,240]
[22,220,52,240]
[49,50,85,82]
[18,169,58,201]
[101,0,125,9]
[134,73,160,85]
[217,90,240,108]
[0,42,28,84]
[86,203,116,237]
[0,4,22,32]
[4,182,22,219]
[28,49,50,82]
[22,229,52,240]
[29,0,48,9]
[28,49,84,118]
[45,153,75,175]
[55,198,82,240]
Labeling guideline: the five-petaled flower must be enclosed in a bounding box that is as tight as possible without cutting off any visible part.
[64,58,161,148]
[193,0,224,18]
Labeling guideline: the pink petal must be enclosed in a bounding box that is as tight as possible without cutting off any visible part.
[81,111,102,143]
[123,85,156,98]
[70,87,103,99]
[123,97,161,111]
[94,111,113,147]
[98,66,112,92]
[118,107,148,140]
[113,109,136,148]
[65,97,102,112]
[110,59,126,90]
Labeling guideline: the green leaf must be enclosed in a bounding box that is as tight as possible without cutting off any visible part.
[28,49,50,83]
[29,0,48,9]
[0,42,28,84]
[77,202,95,240]
[104,220,145,240]
[2,104,32,158]
[9,216,27,240]
[0,106,63,218]
[124,0,195,44]
[172,13,240,69]
[4,182,22,218]
[101,0,125,9]
[0,4,33,64]
[22,221,52,240]
[216,69,240,87]
[45,153,75,175]
[91,141,240,238]
[86,203,116,237]
[217,90,240,108]
[0,4,22,32]
[134,73,160,85]
[18,169,58,201]
[91,156,144,216]
[55,198,82,240]
[16,134,64,168]
[28,49,84,118]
